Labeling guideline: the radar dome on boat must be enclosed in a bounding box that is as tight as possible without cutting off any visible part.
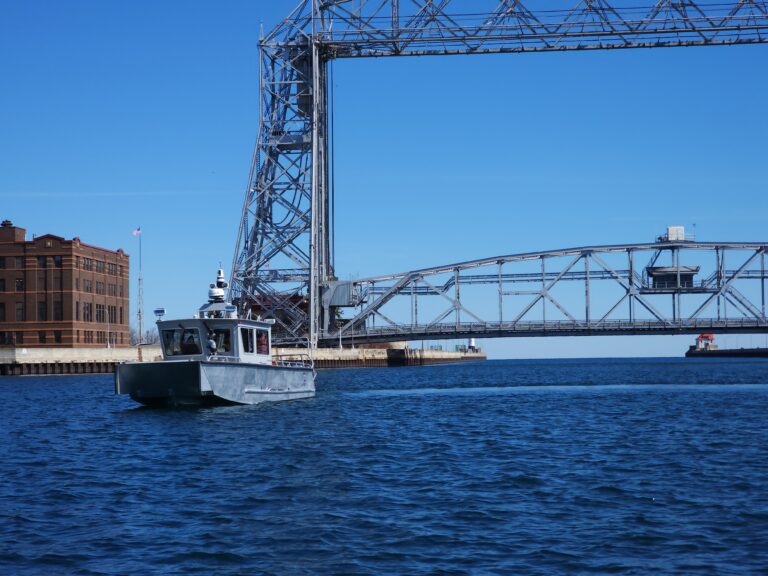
[208,269,229,303]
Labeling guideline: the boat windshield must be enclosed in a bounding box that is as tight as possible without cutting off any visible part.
[240,327,270,355]
[162,327,202,356]
[209,329,232,353]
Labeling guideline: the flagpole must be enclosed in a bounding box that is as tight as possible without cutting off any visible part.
[135,228,144,361]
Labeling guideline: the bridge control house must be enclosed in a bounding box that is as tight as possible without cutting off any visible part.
[0,220,130,348]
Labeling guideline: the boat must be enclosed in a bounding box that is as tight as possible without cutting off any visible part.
[115,269,315,407]
[685,334,768,358]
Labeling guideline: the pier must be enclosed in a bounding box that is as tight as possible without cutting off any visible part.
[0,362,118,376]
[0,346,161,377]
[278,346,486,369]
[0,344,485,375]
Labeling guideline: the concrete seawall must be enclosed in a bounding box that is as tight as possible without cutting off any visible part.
[0,346,486,375]
[0,346,162,376]
[277,347,487,369]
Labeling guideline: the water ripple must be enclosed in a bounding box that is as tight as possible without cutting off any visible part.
[2,358,768,574]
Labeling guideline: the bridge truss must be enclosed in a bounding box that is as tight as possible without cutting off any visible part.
[230,0,768,345]
[325,239,768,345]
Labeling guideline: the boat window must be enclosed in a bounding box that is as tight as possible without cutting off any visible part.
[240,327,254,354]
[162,328,202,356]
[256,328,269,355]
[211,329,231,353]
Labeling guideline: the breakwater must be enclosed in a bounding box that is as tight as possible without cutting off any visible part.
[277,346,486,368]
[0,345,485,375]
[0,346,162,377]
[686,346,768,358]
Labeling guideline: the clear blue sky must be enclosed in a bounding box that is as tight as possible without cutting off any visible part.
[2,1,766,358]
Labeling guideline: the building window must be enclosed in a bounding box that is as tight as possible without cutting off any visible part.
[84,331,94,344]
[95,281,105,295]
[83,258,92,271]
[96,261,104,273]
[37,256,47,268]
[76,301,80,321]
[38,331,46,344]
[54,331,62,344]
[15,332,23,344]
[75,278,80,291]
[53,301,63,321]
[119,284,124,297]
[119,307,124,324]
[77,330,80,343]
[0,303,4,322]
[37,272,47,291]
[108,283,117,296]
[15,302,25,321]
[83,279,92,293]
[95,304,106,323]
[108,305,117,324]
[0,279,4,292]
[14,256,23,269]
[53,275,62,290]
[38,301,47,321]
[0,256,5,269]
[75,256,80,268]
[83,303,92,322]
[15,278,24,291]
[53,256,62,268]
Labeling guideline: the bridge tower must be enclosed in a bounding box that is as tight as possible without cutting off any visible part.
[229,0,768,346]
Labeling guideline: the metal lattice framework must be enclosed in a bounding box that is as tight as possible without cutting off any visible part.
[325,240,768,345]
[230,0,768,345]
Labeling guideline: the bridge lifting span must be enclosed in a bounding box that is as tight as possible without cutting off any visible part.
[323,240,768,345]
[230,0,768,346]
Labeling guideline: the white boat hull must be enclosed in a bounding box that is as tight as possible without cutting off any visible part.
[116,360,315,407]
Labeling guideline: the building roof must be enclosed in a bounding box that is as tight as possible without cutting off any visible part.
[0,220,127,256]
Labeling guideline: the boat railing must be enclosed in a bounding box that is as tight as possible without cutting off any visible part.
[206,355,241,363]
[204,352,314,373]
[272,354,313,369]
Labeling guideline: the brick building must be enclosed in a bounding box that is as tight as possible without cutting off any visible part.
[0,220,130,347]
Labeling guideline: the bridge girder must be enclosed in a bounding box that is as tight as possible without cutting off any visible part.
[324,241,768,346]
[229,0,768,346]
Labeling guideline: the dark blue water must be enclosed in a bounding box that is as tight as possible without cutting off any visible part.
[2,358,768,575]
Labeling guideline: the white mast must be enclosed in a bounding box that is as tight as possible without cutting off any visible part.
[134,227,143,361]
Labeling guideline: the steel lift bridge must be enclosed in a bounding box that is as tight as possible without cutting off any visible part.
[230,0,768,347]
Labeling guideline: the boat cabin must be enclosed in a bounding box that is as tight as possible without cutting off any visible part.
[693,333,718,351]
[155,269,275,366]
[157,317,274,366]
